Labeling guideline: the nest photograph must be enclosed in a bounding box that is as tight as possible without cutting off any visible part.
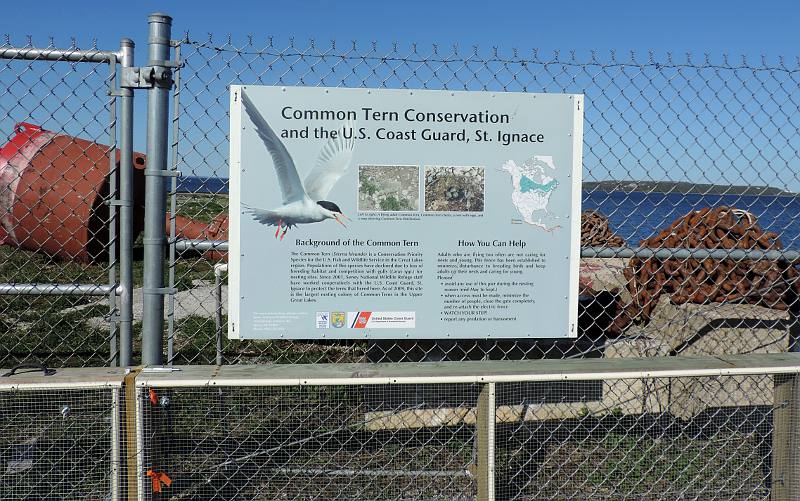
[424,165,485,212]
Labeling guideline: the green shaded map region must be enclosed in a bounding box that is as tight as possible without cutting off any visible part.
[520,175,558,194]
[503,156,562,231]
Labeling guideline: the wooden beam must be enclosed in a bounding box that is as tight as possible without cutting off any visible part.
[134,353,800,388]
[772,373,800,500]
[477,383,496,501]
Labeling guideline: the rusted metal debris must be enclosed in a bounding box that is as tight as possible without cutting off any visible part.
[166,211,229,260]
[581,210,626,247]
[0,123,230,263]
[0,123,146,263]
[616,206,800,332]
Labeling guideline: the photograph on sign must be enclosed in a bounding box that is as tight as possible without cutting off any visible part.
[229,85,583,340]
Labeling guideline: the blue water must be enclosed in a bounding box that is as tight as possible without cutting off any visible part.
[174,176,229,194]
[582,191,800,249]
[176,176,800,249]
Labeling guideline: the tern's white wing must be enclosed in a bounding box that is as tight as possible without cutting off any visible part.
[303,119,355,201]
[241,91,307,204]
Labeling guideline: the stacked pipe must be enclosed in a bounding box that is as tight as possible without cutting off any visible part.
[581,210,626,247]
[617,206,800,331]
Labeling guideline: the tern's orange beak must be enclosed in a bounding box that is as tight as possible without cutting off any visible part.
[334,213,347,228]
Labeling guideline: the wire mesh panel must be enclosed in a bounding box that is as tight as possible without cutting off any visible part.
[133,357,800,500]
[0,387,119,500]
[496,375,775,500]
[0,38,122,368]
[139,383,479,500]
[169,36,800,365]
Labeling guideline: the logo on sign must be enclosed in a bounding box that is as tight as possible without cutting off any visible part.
[331,312,346,328]
[352,311,372,329]
[315,312,330,329]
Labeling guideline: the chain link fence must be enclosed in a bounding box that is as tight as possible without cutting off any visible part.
[0,27,798,370]
[0,39,123,368]
[2,15,800,500]
[168,36,800,365]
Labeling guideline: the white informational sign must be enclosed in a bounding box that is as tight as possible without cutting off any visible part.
[229,85,583,339]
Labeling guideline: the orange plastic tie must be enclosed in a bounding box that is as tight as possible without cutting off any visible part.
[147,470,172,493]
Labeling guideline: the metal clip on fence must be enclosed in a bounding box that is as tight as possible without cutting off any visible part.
[121,65,176,90]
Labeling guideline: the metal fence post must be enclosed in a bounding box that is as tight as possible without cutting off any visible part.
[107,56,119,367]
[142,13,173,365]
[214,263,227,365]
[118,38,135,367]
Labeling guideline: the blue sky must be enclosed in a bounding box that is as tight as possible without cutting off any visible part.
[3,1,800,190]
[4,1,798,63]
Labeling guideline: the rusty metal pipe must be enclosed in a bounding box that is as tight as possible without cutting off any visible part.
[167,211,228,260]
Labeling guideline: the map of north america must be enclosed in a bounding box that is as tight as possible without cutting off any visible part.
[502,156,560,231]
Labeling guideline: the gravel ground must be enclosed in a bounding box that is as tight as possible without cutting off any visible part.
[358,165,419,211]
[66,280,228,329]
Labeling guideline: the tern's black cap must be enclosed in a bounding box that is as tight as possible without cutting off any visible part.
[317,200,343,213]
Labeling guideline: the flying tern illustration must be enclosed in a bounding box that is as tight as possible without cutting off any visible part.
[241,90,354,240]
